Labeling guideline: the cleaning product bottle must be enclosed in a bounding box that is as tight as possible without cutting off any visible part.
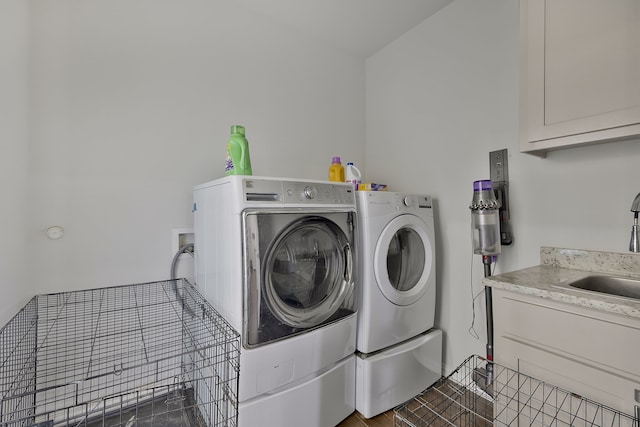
[225,125,252,176]
[345,162,362,190]
[328,156,345,182]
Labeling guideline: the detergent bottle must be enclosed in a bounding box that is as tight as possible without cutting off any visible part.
[225,125,252,176]
[328,157,345,182]
[345,162,362,190]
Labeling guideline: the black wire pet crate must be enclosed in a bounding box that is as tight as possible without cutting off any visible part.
[394,354,638,427]
[0,279,240,427]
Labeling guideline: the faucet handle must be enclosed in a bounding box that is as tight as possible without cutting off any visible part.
[631,192,640,213]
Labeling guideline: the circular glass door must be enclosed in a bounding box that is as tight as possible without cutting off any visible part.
[263,216,353,328]
[374,214,433,306]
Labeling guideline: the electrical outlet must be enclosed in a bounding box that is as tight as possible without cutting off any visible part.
[172,228,194,258]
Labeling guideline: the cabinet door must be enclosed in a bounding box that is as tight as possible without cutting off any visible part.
[521,0,640,155]
[492,289,640,416]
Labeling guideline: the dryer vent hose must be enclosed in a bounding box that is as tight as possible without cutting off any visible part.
[171,243,194,280]
[170,243,196,318]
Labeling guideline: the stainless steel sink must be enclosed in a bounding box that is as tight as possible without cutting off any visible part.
[566,275,640,301]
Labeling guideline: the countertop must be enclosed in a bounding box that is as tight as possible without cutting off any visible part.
[483,247,640,319]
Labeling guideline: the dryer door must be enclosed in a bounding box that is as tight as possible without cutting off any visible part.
[373,214,434,306]
[244,211,355,348]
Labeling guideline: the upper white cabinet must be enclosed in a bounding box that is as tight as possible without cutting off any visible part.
[520,0,640,156]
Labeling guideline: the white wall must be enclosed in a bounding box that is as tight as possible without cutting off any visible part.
[365,0,640,374]
[0,0,30,325]
[5,0,639,378]
[26,0,366,294]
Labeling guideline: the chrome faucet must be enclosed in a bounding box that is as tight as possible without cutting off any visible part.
[630,192,640,252]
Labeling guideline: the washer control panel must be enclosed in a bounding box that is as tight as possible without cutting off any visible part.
[243,178,355,206]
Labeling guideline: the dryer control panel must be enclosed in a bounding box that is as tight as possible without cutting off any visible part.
[362,191,432,212]
[399,194,432,209]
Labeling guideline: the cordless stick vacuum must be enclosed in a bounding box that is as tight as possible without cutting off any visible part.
[469,180,502,396]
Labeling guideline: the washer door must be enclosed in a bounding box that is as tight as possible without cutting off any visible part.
[244,212,355,348]
[373,214,434,306]
[264,216,352,327]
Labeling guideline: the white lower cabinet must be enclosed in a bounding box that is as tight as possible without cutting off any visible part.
[493,288,640,416]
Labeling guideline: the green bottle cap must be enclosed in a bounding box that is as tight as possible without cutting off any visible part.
[230,125,245,135]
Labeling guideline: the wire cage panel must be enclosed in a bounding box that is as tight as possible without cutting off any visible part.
[0,279,239,427]
[394,355,638,427]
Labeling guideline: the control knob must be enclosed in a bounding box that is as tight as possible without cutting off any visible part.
[303,186,317,199]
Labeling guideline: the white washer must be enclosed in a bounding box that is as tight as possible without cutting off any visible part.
[193,176,357,427]
[355,191,442,418]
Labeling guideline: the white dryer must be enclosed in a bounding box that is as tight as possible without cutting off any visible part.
[355,191,442,418]
[193,176,357,427]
